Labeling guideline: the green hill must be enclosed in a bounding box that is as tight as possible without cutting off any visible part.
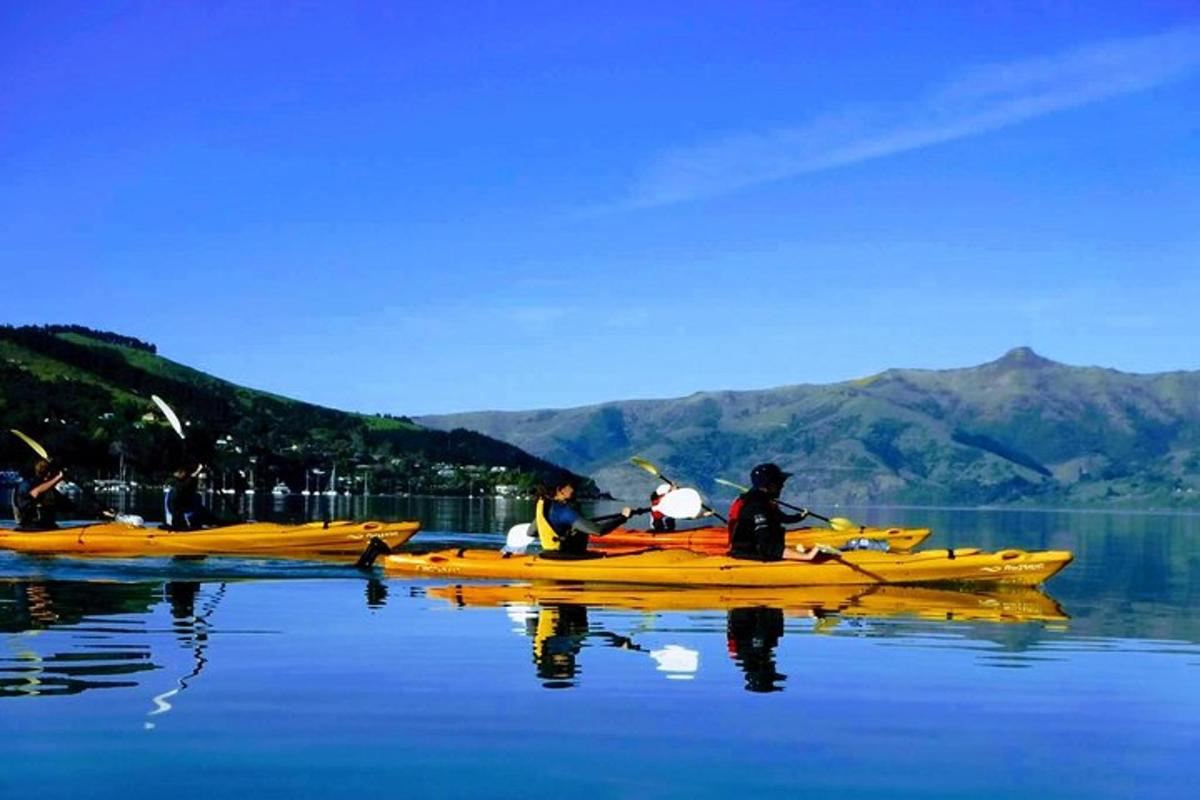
[418,348,1200,508]
[0,325,577,495]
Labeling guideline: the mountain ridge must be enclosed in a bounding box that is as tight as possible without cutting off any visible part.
[418,348,1200,507]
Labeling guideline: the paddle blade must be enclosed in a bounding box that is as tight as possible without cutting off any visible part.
[151,394,186,439]
[629,457,662,479]
[655,488,704,519]
[828,517,858,531]
[503,522,535,553]
[714,477,748,493]
[649,645,699,680]
[10,429,50,459]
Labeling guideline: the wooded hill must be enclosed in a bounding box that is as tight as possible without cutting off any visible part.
[420,348,1200,508]
[0,325,578,495]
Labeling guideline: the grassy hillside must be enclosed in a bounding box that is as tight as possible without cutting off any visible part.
[0,325,579,495]
[419,348,1200,508]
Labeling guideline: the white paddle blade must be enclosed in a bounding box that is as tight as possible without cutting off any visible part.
[650,645,699,679]
[151,395,186,439]
[655,488,704,519]
[502,523,535,554]
[715,477,748,493]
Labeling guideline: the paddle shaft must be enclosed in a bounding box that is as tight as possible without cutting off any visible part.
[630,458,727,523]
[9,430,117,517]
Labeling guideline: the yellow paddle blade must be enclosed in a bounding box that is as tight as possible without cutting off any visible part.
[629,457,662,478]
[828,517,858,531]
[151,394,186,439]
[10,429,50,459]
[714,478,749,492]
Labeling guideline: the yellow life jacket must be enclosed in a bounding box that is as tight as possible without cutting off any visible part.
[535,498,562,551]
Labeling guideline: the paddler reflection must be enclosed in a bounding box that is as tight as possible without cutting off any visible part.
[520,603,698,688]
[726,606,788,693]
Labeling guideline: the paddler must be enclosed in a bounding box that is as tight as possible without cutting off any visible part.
[727,462,821,561]
[163,462,219,531]
[11,459,70,531]
[649,482,676,532]
[535,472,634,559]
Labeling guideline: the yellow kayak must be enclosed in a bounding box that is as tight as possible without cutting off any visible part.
[0,520,421,559]
[595,525,932,553]
[382,546,1072,587]
[428,582,1069,624]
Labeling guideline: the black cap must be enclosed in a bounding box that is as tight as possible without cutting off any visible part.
[750,463,791,488]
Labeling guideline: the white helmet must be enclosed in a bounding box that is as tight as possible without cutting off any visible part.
[655,483,672,497]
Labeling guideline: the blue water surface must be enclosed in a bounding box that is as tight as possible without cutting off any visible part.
[2,504,1198,799]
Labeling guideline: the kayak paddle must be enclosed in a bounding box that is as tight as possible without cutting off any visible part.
[8,429,140,526]
[629,457,727,523]
[151,394,186,440]
[714,477,859,531]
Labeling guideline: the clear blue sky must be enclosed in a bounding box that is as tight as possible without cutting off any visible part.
[3,2,1198,414]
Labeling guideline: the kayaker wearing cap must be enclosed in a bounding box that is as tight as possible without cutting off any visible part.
[649,482,676,532]
[535,472,634,559]
[728,462,820,561]
[11,459,69,531]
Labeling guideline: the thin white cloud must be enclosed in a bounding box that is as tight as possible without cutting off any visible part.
[622,26,1200,209]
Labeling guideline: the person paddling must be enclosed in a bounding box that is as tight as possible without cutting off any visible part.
[728,462,821,562]
[649,482,676,532]
[163,463,219,531]
[11,459,70,531]
[534,472,633,559]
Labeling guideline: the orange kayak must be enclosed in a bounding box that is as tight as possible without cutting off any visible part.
[594,525,932,553]
[0,519,421,559]
[428,581,1069,624]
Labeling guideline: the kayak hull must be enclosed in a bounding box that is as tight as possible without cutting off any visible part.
[429,582,1069,623]
[382,546,1072,587]
[595,526,932,553]
[0,520,421,558]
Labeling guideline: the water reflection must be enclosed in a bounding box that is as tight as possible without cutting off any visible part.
[1,580,159,697]
[727,606,787,693]
[430,581,1071,691]
[0,577,380,708]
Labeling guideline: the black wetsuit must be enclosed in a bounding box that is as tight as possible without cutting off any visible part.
[728,488,803,561]
[11,477,71,531]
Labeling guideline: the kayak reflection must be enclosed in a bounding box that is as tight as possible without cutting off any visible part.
[517,603,697,689]
[428,582,1069,624]
[1,580,160,698]
[429,581,1069,692]
[1,576,385,708]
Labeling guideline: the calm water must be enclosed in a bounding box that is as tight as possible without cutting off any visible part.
[2,499,1199,798]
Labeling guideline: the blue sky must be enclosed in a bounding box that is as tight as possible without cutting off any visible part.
[3,2,1198,414]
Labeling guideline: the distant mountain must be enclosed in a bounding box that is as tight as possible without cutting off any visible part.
[419,348,1200,508]
[0,325,578,494]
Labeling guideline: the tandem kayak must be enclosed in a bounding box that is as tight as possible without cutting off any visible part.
[381,546,1072,587]
[0,520,421,559]
[428,582,1069,624]
[593,525,932,553]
